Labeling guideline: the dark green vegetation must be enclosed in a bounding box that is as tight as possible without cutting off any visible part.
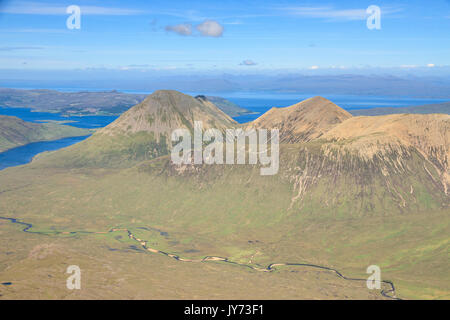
[0,115,91,152]
[0,91,448,299]
[351,101,450,116]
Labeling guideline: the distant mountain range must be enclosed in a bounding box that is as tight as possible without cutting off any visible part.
[350,101,450,116]
[0,88,251,117]
[3,71,450,98]
[1,87,448,121]
[0,88,147,116]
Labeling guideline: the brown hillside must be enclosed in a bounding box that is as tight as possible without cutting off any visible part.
[31,90,237,168]
[100,90,236,139]
[247,96,352,143]
[322,113,450,194]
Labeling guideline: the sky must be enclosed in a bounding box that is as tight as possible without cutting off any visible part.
[0,0,449,78]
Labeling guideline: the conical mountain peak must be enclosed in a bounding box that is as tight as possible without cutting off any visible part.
[248,96,352,143]
[38,90,237,168]
[100,90,236,136]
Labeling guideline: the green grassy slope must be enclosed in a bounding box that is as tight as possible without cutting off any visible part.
[33,90,237,168]
[0,115,91,152]
[0,216,390,300]
[0,93,448,299]
[0,140,448,299]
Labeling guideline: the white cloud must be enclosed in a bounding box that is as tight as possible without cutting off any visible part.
[196,20,224,37]
[309,65,319,70]
[427,63,435,67]
[165,20,224,37]
[281,6,402,21]
[240,60,257,66]
[0,1,145,15]
[165,23,192,36]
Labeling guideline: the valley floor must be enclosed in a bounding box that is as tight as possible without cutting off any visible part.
[0,165,448,299]
[0,218,393,300]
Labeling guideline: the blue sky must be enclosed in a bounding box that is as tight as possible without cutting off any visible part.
[0,0,449,74]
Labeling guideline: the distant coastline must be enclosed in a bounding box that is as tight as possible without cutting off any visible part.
[0,87,448,125]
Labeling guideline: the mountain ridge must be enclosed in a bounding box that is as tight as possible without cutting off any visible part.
[100,90,236,136]
[1,90,448,299]
[321,113,450,195]
[246,96,352,143]
[33,90,237,168]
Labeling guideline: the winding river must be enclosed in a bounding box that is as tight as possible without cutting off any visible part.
[0,216,400,300]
